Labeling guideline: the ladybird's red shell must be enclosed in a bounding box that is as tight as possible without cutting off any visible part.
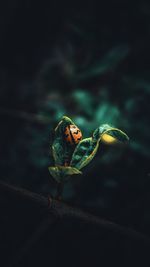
[64,124,82,145]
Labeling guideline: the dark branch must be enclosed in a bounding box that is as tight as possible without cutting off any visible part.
[0,181,149,244]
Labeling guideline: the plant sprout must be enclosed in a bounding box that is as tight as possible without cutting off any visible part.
[48,116,129,199]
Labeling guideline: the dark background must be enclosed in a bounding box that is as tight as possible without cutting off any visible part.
[0,1,150,265]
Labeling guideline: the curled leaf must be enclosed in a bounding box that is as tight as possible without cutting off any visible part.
[93,124,129,143]
[71,124,129,170]
[54,116,74,137]
[52,116,75,166]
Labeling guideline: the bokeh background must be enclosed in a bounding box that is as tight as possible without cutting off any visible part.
[0,1,150,235]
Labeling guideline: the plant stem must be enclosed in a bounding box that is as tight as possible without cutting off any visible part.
[56,182,64,200]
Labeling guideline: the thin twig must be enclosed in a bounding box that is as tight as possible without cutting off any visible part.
[0,108,50,124]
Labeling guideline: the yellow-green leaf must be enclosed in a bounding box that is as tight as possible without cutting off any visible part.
[101,128,129,144]
[48,166,82,183]
[93,124,129,144]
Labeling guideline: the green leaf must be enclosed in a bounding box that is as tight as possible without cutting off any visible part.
[54,116,74,137]
[70,138,99,170]
[71,124,129,170]
[52,116,75,166]
[48,166,82,183]
[93,124,129,144]
[52,138,69,166]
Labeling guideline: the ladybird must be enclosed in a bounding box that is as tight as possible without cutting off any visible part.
[64,124,82,145]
